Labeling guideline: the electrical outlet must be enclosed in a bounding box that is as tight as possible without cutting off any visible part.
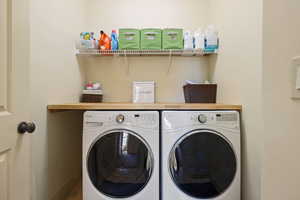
[296,65,300,90]
[291,56,300,99]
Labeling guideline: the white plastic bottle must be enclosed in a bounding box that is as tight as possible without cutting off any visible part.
[194,28,205,50]
[205,25,219,51]
[184,30,194,50]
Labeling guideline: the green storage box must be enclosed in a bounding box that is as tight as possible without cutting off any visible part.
[119,29,140,50]
[141,29,162,50]
[162,28,184,50]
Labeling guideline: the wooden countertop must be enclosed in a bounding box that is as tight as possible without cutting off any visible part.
[47,103,242,112]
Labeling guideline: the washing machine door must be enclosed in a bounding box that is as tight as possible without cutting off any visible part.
[169,130,237,199]
[87,130,154,198]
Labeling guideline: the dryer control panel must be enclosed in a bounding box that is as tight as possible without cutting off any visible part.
[162,111,240,130]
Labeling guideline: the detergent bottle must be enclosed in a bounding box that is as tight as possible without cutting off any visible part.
[184,30,194,50]
[205,25,219,52]
[111,30,118,51]
[99,31,111,50]
[194,28,205,50]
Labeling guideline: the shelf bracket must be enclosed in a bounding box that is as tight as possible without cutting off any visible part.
[124,51,130,75]
[167,50,173,75]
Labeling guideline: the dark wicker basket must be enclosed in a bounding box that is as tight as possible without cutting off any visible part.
[183,84,217,103]
[81,94,103,103]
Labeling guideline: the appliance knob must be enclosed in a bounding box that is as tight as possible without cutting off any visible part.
[116,114,125,123]
[198,114,207,124]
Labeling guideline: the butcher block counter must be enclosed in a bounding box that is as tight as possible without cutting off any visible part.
[47,103,242,112]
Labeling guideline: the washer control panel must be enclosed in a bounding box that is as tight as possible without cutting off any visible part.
[84,111,159,129]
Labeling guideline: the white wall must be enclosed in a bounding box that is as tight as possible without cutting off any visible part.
[208,0,263,200]
[83,0,211,102]
[30,0,86,199]
[262,0,300,199]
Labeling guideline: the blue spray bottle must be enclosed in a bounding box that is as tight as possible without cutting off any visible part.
[111,30,118,51]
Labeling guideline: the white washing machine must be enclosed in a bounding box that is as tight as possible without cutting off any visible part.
[162,111,241,200]
[83,111,159,200]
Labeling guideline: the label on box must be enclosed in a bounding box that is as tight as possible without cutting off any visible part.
[83,90,103,95]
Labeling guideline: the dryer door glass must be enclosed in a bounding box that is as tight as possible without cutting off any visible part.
[169,130,237,198]
[87,130,153,198]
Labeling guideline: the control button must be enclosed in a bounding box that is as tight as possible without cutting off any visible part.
[116,114,125,124]
[198,114,207,124]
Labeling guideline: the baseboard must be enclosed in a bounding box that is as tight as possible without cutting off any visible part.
[50,177,80,200]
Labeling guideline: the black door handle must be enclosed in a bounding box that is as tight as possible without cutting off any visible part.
[18,122,36,134]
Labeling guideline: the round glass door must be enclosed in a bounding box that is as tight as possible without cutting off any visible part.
[87,130,153,198]
[169,130,237,199]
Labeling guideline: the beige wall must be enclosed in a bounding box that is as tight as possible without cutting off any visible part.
[262,0,300,199]
[208,0,263,200]
[83,56,209,102]
[30,1,290,200]
[30,0,86,199]
[86,0,210,32]
[83,0,211,102]
[29,1,212,199]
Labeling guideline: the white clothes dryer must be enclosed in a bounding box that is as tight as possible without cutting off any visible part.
[162,111,241,200]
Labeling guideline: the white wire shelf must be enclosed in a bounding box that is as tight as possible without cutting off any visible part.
[76,49,217,57]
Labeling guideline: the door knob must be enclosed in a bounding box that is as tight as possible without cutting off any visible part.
[18,122,36,134]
